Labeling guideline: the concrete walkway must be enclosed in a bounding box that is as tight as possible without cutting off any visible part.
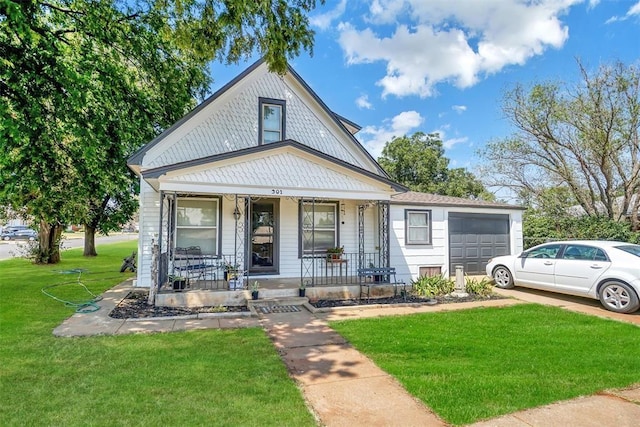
[261,308,446,426]
[53,282,640,426]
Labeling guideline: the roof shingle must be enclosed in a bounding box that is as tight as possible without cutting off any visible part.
[391,191,523,210]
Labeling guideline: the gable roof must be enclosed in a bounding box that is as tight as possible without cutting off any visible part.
[391,191,523,210]
[128,58,383,176]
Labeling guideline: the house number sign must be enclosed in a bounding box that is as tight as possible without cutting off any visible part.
[271,189,283,195]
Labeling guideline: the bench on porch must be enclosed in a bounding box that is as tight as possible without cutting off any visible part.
[357,266,408,301]
[173,246,217,284]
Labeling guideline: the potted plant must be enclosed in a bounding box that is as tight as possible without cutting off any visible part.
[326,246,344,260]
[169,275,187,291]
[222,261,239,281]
[251,281,259,300]
[298,282,306,298]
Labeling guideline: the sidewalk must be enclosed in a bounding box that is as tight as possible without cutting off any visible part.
[54,283,640,426]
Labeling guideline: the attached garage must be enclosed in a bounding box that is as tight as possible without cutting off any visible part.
[449,212,510,274]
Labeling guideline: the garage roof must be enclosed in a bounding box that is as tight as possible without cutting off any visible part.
[391,191,524,210]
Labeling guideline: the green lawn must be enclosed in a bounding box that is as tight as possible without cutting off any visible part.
[330,305,640,426]
[0,242,315,426]
[6,243,639,426]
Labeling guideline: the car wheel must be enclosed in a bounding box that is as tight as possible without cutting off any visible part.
[598,281,640,314]
[492,266,514,289]
[3,236,10,241]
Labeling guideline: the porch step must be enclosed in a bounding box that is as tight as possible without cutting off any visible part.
[248,296,309,314]
[250,296,308,306]
[255,305,302,314]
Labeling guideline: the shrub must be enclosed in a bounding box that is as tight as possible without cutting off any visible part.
[465,276,494,296]
[412,275,454,297]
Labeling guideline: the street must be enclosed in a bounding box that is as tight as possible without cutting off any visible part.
[0,233,138,261]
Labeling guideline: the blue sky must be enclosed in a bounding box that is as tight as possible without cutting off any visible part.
[209,0,639,179]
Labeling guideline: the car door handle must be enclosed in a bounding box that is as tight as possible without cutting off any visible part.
[590,265,603,269]
[544,261,553,266]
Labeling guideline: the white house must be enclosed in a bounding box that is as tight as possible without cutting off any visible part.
[128,59,523,305]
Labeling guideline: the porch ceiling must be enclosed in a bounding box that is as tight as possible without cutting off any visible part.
[146,144,403,200]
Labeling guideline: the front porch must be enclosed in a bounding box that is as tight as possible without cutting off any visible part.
[155,275,402,308]
[155,250,404,308]
[149,190,396,307]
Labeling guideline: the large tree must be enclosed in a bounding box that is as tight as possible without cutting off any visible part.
[378,132,493,199]
[481,60,640,229]
[0,0,322,262]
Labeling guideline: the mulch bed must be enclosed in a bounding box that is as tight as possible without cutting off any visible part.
[109,291,506,319]
[109,291,249,319]
[309,293,506,308]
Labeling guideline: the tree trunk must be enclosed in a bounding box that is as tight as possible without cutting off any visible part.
[37,221,63,264]
[84,225,97,256]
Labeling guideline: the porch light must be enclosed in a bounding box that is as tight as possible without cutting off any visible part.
[233,207,241,220]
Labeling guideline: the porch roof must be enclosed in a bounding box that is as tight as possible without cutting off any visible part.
[142,139,407,200]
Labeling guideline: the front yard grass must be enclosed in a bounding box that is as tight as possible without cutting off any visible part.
[330,304,640,426]
[0,242,315,426]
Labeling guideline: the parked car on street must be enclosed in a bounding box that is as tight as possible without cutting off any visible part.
[487,240,640,314]
[1,228,38,241]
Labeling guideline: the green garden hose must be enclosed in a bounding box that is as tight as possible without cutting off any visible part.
[42,269,104,313]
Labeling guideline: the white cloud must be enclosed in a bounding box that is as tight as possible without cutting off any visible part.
[359,111,424,158]
[356,94,373,109]
[605,1,639,23]
[452,105,467,114]
[442,136,468,150]
[310,0,348,30]
[339,0,581,98]
[431,126,468,150]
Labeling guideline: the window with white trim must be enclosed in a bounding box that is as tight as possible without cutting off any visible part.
[405,210,432,245]
[259,98,285,144]
[176,198,219,255]
[300,201,338,254]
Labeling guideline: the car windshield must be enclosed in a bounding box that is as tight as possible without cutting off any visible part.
[614,245,640,257]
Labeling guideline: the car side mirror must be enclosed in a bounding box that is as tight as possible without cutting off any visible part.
[518,252,528,259]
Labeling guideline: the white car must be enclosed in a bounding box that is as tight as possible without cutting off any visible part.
[486,240,640,314]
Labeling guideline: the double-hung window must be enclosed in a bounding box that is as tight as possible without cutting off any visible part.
[405,209,432,245]
[300,201,338,254]
[176,198,219,255]
[259,98,285,144]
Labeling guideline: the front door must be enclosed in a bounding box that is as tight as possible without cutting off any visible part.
[249,200,278,274]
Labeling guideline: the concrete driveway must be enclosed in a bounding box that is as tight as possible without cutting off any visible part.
[492,286,640,326]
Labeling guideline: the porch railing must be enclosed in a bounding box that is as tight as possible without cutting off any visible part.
[301,252,382,287]
[161,251,382,292]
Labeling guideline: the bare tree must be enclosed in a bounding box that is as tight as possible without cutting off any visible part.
[482,60,640,228]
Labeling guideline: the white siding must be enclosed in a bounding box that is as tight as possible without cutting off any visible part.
[391,205,446,284]
[143,68,373,171]
[391,204,524,284]
[166,151,383,193]
[135,180,161,288]
[277,198,301,278]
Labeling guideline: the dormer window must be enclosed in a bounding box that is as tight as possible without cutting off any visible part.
[259,98,285,144]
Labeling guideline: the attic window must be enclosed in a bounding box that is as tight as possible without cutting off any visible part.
[259,98,285,144]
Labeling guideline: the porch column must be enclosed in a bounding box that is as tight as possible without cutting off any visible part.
[358,204,366,269]
[378,201,390,268]
[233,195,247,279]
[157,191,176,290]
[300,198,317,287]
